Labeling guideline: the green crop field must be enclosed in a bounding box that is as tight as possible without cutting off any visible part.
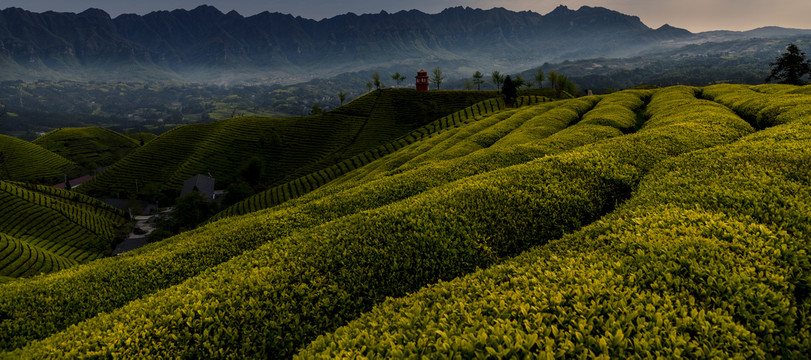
[0,134,75,183]
[0,181,129,280]
[77,89,498,198]
[32,127,140,172]
[0,85,809,358]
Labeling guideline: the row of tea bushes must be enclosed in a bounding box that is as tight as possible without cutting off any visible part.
[5,87,755,358]
[0,96,565,351]
[299,103,811,358]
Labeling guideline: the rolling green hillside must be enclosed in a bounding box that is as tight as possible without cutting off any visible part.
[0,181,129,280]
[0,85,809,358]
[126,132,158,145]
[77,89,499,198]
[32,127,140,172]
[215,95,550,219]
[0,134,74,182]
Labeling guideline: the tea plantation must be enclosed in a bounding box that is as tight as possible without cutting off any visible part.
[32,126,141,171]
[0,134,74,182]
[0,84,809,358]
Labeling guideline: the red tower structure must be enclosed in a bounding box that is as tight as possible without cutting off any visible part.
[415,70,429,91]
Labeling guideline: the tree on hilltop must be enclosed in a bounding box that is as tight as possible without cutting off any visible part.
[513,74,527,89]
[766,44,811,85]
[472,71,484,90]
[431,67,445,89]
[338,91,346,105]
[391,72,406,87]
[372,72,382,90]
[535,69,545,88]
[491,71,505,91]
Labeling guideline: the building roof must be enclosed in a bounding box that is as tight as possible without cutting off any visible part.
[180,174,216,200]
[53,175,93,189]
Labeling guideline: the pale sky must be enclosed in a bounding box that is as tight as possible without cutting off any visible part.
[2,0,809,32]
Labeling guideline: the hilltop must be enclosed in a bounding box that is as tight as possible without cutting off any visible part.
[0,84,808,357]
[0,134,74,182]
[32,127,140,172]
[78,89,500,198]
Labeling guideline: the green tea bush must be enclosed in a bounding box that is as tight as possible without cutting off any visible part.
[299,92,809,360]
[5,88,754,359]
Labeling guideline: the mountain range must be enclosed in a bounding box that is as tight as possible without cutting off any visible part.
[1,5,810,83]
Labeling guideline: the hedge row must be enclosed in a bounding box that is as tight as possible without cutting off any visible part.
[299,104,811,358]
[0,92,607,354]
[215,96,552,220]
[0,181,127,266]
[0,233,76,278]
[703,84,811,129]
[5,87,754,358]
[0,134,74,182]
[0,95,553,351]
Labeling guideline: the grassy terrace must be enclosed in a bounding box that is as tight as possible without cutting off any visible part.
[77,89,498,198]
[0,134,74,183]
[32,127,140,171]
[0,181,128,279]
[0,85,809,358]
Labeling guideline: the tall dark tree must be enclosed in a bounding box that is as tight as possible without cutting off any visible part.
[502,75,517,106]
[338,91,346,105]
[766,44,811,85]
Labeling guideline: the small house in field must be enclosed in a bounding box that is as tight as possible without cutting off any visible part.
[416,70,429,91]
[180,174,216,201]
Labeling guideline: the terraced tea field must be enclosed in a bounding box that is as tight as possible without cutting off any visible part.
[32,127,140,171]
[0,134,74,182]
[77,89,498,198]
[0,84,809,358]
[0,181,129,279]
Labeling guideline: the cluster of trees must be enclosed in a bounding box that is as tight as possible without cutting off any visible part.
[366,68,580,97]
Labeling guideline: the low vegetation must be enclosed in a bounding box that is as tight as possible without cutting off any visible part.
[0,134,74,182]
[0,84,809,358]
[32,127,140,172]
[0,181,129,279]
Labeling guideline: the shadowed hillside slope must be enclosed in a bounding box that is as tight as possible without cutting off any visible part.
[32,127,140,172]
[0,134,74,182]
[77,89,498,198]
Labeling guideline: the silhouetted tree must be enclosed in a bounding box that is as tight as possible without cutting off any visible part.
[491,71,505,91]
[391,72,406,87]
[535,69,545,88]
[372,72,382,90]
[513,74,527,88]
[310,102,323,115]
[338,91,346,105]
[431,67,445,89]
[766,43,811,85]
[502,75,517,106]
[472,71,484,90]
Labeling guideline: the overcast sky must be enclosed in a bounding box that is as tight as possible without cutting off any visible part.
[2,0,809,32]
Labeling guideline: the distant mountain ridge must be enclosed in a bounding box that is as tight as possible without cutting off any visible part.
[0,5,808,83]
